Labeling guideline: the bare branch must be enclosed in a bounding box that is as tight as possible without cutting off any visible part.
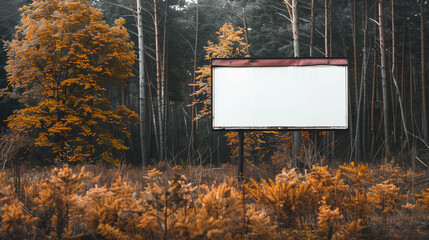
[369,18,380,26]
[277,12,292,23]
[102,1,136,14]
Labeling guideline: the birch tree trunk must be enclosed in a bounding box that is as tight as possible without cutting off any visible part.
[291,0,299,58]
[325,0,328,57]
[378,0,391,155]
[162,0,168,158]
[324,0,333,160]
[288,0,301,156]
[137,0,148,166]
[329,0,335,159]
[154,0,164,161]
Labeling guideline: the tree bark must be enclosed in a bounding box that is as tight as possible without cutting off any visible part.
[355,2,369,161]
[310,0,314,57]
[329,0,333,57]
[362,0,368,158]
[291,0,300,58]
[153,0,164,161]
[378,0,391,156]
[324,0,333,160]
[401,19,406,143]
[409,26,415,137]
[288,0,301,156]
[162,0,169,159]
[137,0,148,166]
[189,0,198,159]
[325,0,329,57]
[390,0,397,144]
[242,7,250,56]
[353,0,359,114]
[370,9,377,156]
[420,0,428,141]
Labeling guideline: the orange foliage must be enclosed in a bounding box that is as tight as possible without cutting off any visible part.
[3,0,137,163]
[0,162,426,239]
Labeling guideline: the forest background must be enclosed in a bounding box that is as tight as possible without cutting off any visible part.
[0,0,428,168]
[1,0,429,239]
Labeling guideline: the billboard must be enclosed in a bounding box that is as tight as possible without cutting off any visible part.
[211,58,348,130]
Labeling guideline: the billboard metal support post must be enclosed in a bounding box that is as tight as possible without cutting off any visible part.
[238,130,244,181]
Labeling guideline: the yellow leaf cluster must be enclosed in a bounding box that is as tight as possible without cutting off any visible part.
[0,200,37,238]
[3,0,137,163]
[370,181,403,214]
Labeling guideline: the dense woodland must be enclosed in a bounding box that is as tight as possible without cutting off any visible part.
[2,1,429,239]
[0,0,428,167]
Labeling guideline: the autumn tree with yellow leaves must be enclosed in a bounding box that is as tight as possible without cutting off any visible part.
[191,23,276,162]
[191,22,249,121]
[2,0,137,163]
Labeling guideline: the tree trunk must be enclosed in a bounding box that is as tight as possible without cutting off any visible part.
[154,0,164,161]
[325,0,329,57]
[324,0,333,160]
[409,26,415,138]
[420,0,428,141]
[352,0,359,115]
[189,0,198,160]
[137,0,148,166]
[329,0,333,57]
[401,19,406,144]
[362,0,368,158]
[147,61,154,161]
[392,65,410,149]
[355,3,369,161]
[370,10,377,156]
[390,0,397,145]
[162,0,169,159]
[288,0,301,156]
[378,0,391,156]
[310,0,314,57]
[243,7,250,56]
[389,3,410,150]
[291,0,300,58]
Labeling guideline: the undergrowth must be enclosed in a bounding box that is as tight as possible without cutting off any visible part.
[0,160,429,239]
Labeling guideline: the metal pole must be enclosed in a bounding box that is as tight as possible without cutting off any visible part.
[238,130,244,181]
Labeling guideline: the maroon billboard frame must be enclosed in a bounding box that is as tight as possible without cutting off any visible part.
[211,58,348,68]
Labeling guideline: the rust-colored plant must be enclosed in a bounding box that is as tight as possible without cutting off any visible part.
[369,181,404,229]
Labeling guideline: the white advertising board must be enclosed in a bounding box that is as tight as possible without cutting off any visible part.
[211,58,348,130]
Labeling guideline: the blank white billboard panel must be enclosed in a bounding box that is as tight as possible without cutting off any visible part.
[212,59,348,130]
